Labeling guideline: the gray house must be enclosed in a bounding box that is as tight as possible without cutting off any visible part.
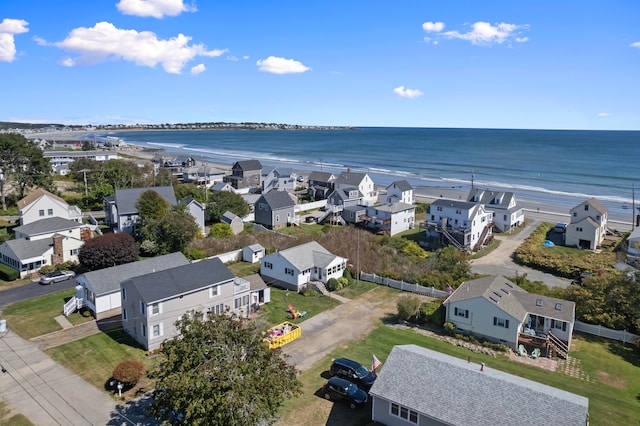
[104,186,177,234]
[72,252,190,320]
[369,344,589,426]
[223,160,262,191]
[121,257,253,350]
[254,190,298,230]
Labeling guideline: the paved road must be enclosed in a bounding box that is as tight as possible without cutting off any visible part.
[0,277,77,308]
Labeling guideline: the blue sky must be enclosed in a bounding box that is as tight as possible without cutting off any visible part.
[1,0,639,130]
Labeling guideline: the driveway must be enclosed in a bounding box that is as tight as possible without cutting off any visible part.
[0,277,77,308]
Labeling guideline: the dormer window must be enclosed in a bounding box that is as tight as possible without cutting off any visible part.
[584,205,589,211]
[536,299,543,306]
[555,303,562,310]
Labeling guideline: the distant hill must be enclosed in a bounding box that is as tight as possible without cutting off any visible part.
[0,122,67,130]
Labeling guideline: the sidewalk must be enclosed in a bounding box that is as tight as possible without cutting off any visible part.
[30,317,122,350]
[0,330,118,425]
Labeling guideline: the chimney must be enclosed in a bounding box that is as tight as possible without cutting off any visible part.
[52,235,64,265]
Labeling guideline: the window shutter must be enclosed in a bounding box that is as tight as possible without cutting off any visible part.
[505,320,509,329]
[455,307,459,316]
[465,310,469,319]
[493,317,497,326]
[562,322,567,332]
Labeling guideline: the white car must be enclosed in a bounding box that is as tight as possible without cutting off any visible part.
[39,270,76,285]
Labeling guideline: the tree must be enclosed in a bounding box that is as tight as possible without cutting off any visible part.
[208,223,234,239]
[112,359,145,388]
[206,191,250,223]
[100,159,144,189]
[174,183,206,204]
[144,209,199,254]
[0,133,52,210]
[135,190,170,225]
[79,233,139,270]
[147,314,300,425]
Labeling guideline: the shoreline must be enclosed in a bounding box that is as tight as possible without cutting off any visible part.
[25,130,635,232]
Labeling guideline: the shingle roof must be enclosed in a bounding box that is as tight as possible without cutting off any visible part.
[334,171,367,186]
[259,190,296,209]
[430,198,477,210]
[276,241,343,271]
[387,180,412,191]
[572,197,607,215]
[371,202,414,213]
[14,217,83,237]
[2,238,53,260]
[80,252,189,296]
[221,211,239,224]
[17,188,66,210]
[114,186,177,215]
[243,273,267,291]
[444,276,575,323]
[467,188,515,208]
[307,171,335,183]
[370,345,589,426]
[122,257,235,303]
[234,160,262,171]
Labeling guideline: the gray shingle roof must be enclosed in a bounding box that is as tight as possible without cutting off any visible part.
[259,190,296,209]
[234,160,262,171]
[370,344,589,426]
[307,171,335,183]
[14,217,82,237]
[467,188,515,209]
[2,238,53,260]
[81,252,189,296]
[386,180,412,191]
[122,257,235,303]
[277,241,343,271]
[114,186,177,215]
[334,171,367,186]
[444,276,575,323]
[371,202,414,213]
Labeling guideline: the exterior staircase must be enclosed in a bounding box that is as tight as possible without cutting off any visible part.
[473,223,493,251]
[547,331,569,359]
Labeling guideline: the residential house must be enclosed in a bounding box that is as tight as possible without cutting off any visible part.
[369,345,589,426]
[210,182,237,193]
[73,252,190,320]
[243,273,271,310]
[565,197,608,250]
[180,196,206,235]
[260,241,348,292]
[17,188,82,226]
[121,258,253,350]
[467,188,524,232]
[223,160,262,191]
[326,187,362,215]
[262,166,297,193]
[333,171,378,206]
[254,190,298,230]
[626,226,640,267]
[221,211,244,235]
[382,180,414,205]
[242,243,265,263]
[43,150,119,176]
[425,199,493,251]
[0,217,89,278]
[361,202,415,236]
[307,171,336,200]
[182,165,226,188]
[443,275,575,357]
[104,186,177,234]
[341,205,367,226]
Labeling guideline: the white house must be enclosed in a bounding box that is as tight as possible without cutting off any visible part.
[260,241,348,292]
[626,226,640,267]
[43,150,119,175]
[333,171,378,206]
[17,188,82,226]
[362,202,415,236]
[383,180,414,205]
[0,217,88,278]
[369,345,589,426]
[426,199,493,251]
[467,188,525,232]
[72,252,190,319]
[443,275,575,357]
[565,198,608,250]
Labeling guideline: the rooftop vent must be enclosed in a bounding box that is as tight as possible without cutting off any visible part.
[505,282,514,288]
[555,303,562,311]
[489,296,499,304]
[536,299,543,306]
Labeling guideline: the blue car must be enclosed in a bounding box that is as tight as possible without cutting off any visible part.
[322,377,368,409]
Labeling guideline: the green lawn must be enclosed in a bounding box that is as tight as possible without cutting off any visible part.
[334,280,378,299]
[226,260,261,278]
[45,327,152,392]
[278,325,640,426]
[0,401,33,426]
[260,287,341,326]
[3,289,76,339]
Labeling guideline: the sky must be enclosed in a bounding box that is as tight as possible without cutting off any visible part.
[1,0,639,130]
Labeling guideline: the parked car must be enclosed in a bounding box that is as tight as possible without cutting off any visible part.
[329,357,376,390]
[39,270,75,285]
[322,377,368,409]
[554,222,567,233]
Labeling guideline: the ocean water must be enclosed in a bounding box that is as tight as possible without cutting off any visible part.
[101,127,640,215]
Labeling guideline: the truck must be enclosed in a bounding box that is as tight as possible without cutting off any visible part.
[265,321,301,349]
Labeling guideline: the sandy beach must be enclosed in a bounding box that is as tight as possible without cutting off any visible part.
[24,129,634,232]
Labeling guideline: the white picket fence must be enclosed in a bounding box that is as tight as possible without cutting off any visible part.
[359,272,450,299]
[574,320,638,345]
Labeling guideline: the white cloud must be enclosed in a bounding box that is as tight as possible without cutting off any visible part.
[631,41,640,48]
[394,86,424,99]
[226,55,239,61]
[58,57,74,67]
[0,18,29,62]
[242,55,249,60]
[116,0,196,18]
[442,21,529,46]
[191,63,205,74]
[598,112,610,117]
[422,21,445,33]
[256,56,310,74]
[54,22,227,74]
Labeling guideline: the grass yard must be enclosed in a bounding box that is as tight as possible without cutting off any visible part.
[277,223,325,238]
[334,279,378,299]
[0,401,33,426]
[276,325,640,426]
[0,277,33,292]
[226,260,260,278]
[260,287,341,326]
[3,289,76,339]
[45,327,152,394]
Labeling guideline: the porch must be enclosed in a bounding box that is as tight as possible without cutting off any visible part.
[518,330,569,359]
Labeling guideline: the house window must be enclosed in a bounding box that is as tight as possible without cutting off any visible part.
[243,295,249,305]
[234,297,241,309]
[209,303,225,315]
[596,215,600,221]
[141,324,146,337]
[454,307,469,318]
[503,214,507,221]
[390,403,418,424]
[436,206,442,211]
[70,248,79,256]
[123,308,128,321]
[552,320,567,332]
[140,302,146,316]
[576,227,582,232]
[210,285,219,297]
[122,288,126,301]
[275,214,280,222]
[455,209,461,215]
[264,262,273,269]
[285,267,294,276]
[47,208,53,216]
[573,212,577,217]
[39,209,45,217]
[555,303,562,311]
[150,303,160,316]
[585,205,589,211]
[152,324,162,338]
[536,299,543,306]
[493,317,509,328]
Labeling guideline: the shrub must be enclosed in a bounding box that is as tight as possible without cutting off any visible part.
[39,265,57,275]
[112,359,145,388]
[337,277,349,288]
[443,322,456,335]
[396,295,422,321]
[420,301,445,326]
[0,263,19,281]
[184,247,206,261]
[326,278,340,291]
[139,239,159,256]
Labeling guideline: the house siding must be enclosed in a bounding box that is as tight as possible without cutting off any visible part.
[373,397,445,426]
[446,297,520,348]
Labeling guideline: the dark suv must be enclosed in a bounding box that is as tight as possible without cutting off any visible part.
[329,358,376,390]
[322,377,368,409]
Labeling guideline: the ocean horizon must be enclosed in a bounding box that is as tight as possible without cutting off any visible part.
[90,127,639,217]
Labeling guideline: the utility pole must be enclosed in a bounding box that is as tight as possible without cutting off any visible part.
[633,183,636,230]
